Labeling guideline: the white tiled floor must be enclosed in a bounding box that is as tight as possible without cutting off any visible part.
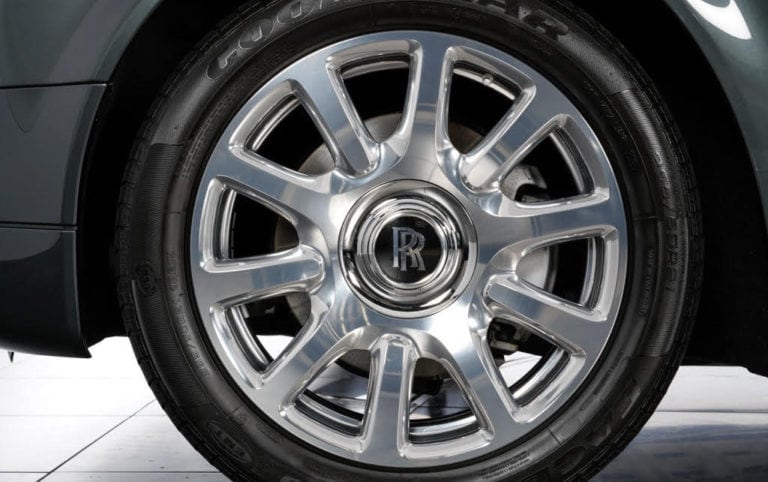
[57,415,218,473]
[0,339,767,481]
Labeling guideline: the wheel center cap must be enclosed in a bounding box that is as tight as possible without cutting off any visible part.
[341,181,476,316]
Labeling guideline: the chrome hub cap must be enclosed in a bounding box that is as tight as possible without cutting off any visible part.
[189,31,628,467]
[341,181,475,315]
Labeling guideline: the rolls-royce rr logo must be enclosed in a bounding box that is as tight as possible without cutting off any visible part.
[392,227,426,272]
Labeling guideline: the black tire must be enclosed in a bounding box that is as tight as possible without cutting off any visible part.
[116,0,702,480]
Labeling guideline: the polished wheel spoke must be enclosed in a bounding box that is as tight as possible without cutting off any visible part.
[195,246,324,311]
[461,87,566,190]
[361,335,418,457]
[400,41,453,160]
[478,193,620,262]
[511,195,619,251]
[260,317,349,406]
[440,331,520,436]
[208,145,331,222]
[290,63,380,175]
[486,275,609,358]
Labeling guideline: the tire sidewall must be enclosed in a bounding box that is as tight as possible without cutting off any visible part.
[120,1,695,480]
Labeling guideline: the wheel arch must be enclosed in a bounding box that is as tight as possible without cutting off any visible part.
[76,0,253,345]
[77,0,768,376]
[570,0,768,376]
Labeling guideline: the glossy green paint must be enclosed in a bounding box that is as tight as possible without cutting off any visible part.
[0,0,766,358]
[2,0,766,217]
[0,0,160,87]
[0,84,106,224]
[665,0,768,220]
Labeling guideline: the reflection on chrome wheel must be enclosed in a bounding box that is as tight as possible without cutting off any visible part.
[190,30,627,467]
[119,1,699,480]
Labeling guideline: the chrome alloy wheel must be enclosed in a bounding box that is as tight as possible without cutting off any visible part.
[189,31,628,467]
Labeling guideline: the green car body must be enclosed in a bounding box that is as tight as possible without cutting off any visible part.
[1,0,766,376]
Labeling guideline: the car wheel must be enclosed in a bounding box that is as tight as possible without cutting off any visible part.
[117,0,701,480]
